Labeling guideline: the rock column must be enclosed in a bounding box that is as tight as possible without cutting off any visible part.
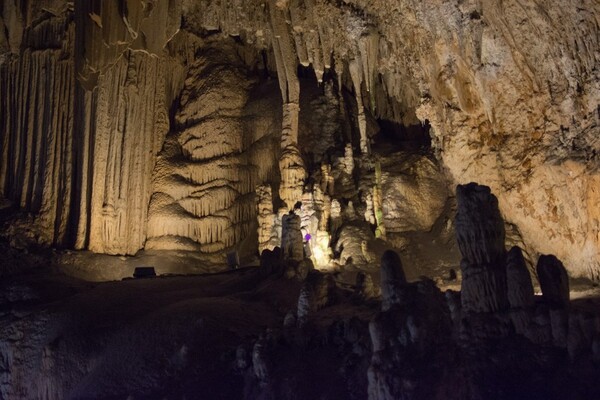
[269,0,306,211]
[455,183,508,313]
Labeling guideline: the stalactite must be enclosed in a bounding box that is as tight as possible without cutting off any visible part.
[349,59,369,155]
[373,162,386,239]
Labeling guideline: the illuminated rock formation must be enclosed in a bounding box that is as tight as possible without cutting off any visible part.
[281,211,303,262]
[145,43,278,253]
[0,0,599,281]
[380,154,448,233]
[256,185,278,254]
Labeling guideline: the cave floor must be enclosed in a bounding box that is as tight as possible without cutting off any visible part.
[0,261,380,398]
[2,250,600,398]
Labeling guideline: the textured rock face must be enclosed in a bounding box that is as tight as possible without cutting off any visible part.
[73,1,184,254]
[506,246,535,309]
[537,255,570,309]
[281,211,304,262]
[456,183,508,313]
[409,1,600,279]
[380,250,407,311]
[0,1,183,254]
[146,43,279,253]
[380,154,448,233]
[0,5,75,246]
[1,0,599,278]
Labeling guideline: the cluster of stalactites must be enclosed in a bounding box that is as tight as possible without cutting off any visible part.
[193,1,384,156]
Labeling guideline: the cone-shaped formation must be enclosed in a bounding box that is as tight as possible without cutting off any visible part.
[506,246,535,309]
[281,211,303,262]
[456,183,508,314]
[380,250,406,311]
[455,183,505,266]
[537,255,570,309]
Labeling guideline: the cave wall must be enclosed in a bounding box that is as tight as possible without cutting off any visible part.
[0,3,75,246]
[181,0,599,277]
[407,1,600,278]
[1,0,599,278]
[1,0,184,254]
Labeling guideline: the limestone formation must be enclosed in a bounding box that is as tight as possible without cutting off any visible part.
[456,183,508,314]
[252,334,272,384]
[146,43,279,253]
[367,278,453,400]
[296,272,336,326]
[2,1,600,399]
[278,145,307,211]
[1,0,599,281]
[456,183,506,266]
[380,154,448,233]
[259,247,282,276]
[335,224,375,267]
[256,185,278,254]
[506,246,535,309]
[380,250,407,311]
[355,271,378,300]
[281,211,303,262]
[537,255,570,309]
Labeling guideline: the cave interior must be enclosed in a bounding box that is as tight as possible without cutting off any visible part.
[1,0,600,399]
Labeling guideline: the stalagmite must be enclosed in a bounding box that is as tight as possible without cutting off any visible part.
[259,247,282,276]
[256,185,278,253]
[349,59,369,154]
[455,183,508,314]
[252,334,272,383]
[380,250,406,311]
[146,43,277,253]
[506,246,535,309]
[281,211,303,262]
[506,246,535,334]
[537,255,570,309]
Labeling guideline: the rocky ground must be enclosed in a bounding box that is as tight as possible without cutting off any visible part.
[2,183,600,399]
